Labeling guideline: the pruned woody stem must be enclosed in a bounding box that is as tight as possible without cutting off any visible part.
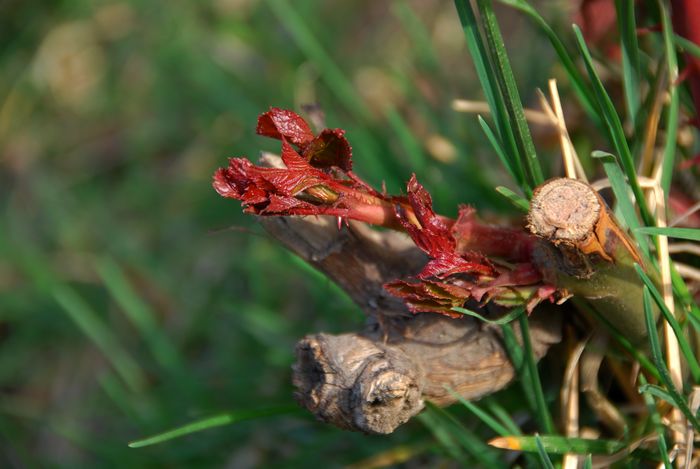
[528,178,656,343]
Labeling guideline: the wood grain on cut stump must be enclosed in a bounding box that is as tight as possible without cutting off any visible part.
[529,178,600,243]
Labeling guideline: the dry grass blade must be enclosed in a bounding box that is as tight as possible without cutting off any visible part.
[536,78,586,182]
[561,339,586,469]
[674,263,700,283]
[670,201,700,227]
[451,99,552,125]
[684,388,700,469]
[638,177,686,453]
[668,243,700,257]
[580,333,626,435]
[638,70,667,177]
[589,434,660,468]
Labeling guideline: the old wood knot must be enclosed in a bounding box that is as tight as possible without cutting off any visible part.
[292,333,424,434]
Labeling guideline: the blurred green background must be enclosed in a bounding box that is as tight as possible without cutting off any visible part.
[0,0,562,466]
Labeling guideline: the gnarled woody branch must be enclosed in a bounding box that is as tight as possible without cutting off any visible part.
[261,213,561,434]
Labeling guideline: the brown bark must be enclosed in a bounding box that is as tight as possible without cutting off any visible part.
[261,214,561,434]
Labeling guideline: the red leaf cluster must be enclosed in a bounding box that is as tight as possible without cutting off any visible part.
[386,176,562,317]
[214,108,399,227]
[214,108,566,318]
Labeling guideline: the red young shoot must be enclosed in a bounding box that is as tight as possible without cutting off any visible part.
[214,108,566,318]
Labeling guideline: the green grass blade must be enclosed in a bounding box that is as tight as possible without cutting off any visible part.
[674,34,700,59]
[501,323,536,411]
[264,0,416,181]
[459,397,544,468]
[669,266,700,332]
[639,383,680,405]
[535,434,556,468]
[453,0,528,194]
[574,27,653,226]
[385,107,428,172]
[495,186,530,212]
[416,408,466,463]
[392,1,440,71]
[265,0,368,120]
[638,375,672,469]
[635,264,700,383]
[657,0,680,195]
[639,381,700,439]
[432,404,502,466]
[96,257,182,372]
[419,403,501,466]
[615,0,641,128]
[475,0,544,187]
[451,305,524,325]
[454,0,499,120]
[478,116,524,187]
[486,400,523,435]
[494,434,626,455]
[53,286,146,392]
[518,314,555,433]
[128,405,299,448]
[446,388,512,436]
[98,372,146,424]
[583,454,593,469]
[497,0,600,125]
[635,226,700,241]
[642,286,700,430]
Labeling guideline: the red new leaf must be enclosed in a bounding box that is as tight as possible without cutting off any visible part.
[256,108,315,147]
[302,128,353,172]
[397,175,456,256]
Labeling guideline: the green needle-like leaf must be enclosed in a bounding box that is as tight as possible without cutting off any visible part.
[478,116,524,187]
[495,185,530,212]
[475,0,544,187]
[657,0,680,195]
[635,227,700,241]
[454,0,528,194]
[642,287,700,431]
[451,305,524,324]
[638,375,673,469]
[128,406,299,448]
[674,34,700,59]
[518,314,555,434]
[447,388,512,436]
[635,265,700,383]
[97,257,182,372]
[497,0,599,125]
[574,26,653,226]
[491,434,627,455]
[615,0,641,128]
[53,286,146,392]
[534,434,556,469]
